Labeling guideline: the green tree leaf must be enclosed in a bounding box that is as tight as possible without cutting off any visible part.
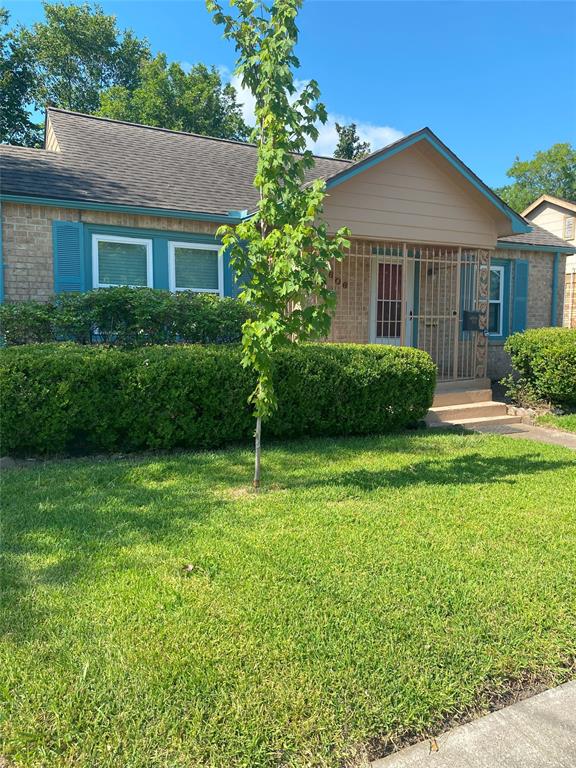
[206,0,350,486]
[496,143,576,212]
[0,8,41,146]
[334,122,370,160]
[98,54,250,140]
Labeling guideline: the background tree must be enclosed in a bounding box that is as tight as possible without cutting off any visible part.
[207,0,350,488]
[0,8,41,146]
[496,143,576,212]
[334,122,370,160]
[99,54,250,140]
[20,1,150,114]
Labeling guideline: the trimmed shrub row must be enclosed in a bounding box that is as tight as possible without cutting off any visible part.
[504,327,576,407]
[0,288,253,347]
[0,342,436,456]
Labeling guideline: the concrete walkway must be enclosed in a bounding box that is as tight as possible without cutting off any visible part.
[472,422,576,450]
[372,681,576,768]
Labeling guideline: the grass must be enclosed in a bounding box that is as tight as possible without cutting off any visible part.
[2,432,576,768]
[535,412,576,434]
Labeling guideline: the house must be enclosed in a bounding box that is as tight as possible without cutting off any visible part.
[1,108,574,391]
[522,195,576,328]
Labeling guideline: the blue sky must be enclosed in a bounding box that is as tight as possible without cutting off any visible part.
[6,1,576,186]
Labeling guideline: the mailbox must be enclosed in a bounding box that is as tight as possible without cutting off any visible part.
[463,310,481,332]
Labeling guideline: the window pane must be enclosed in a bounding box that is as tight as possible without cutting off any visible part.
[488,303,500,334]
[489,269,501,301]
[175,247,218,291]
[98,241,148,286]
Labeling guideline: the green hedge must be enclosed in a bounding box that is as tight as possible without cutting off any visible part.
[504,328,576,407]
[0,343,436,456]
[0,288,252,347]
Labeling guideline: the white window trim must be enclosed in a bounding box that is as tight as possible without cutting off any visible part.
[168,241,223,296]
[563,215,575,241]
[488,265,504,337]
[92,234,153,289]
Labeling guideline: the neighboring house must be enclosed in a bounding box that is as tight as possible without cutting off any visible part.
[1,108,574,384]
[522,195,576,328]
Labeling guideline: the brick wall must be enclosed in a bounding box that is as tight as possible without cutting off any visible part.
[487,248,567,380]
[1,202,220,302]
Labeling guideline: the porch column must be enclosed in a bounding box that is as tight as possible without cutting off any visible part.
[475,249,490,379]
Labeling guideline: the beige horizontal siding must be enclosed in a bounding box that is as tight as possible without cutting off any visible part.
[323,143,502,249]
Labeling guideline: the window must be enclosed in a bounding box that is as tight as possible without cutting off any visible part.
[92,235,153,288]
[563,216,575,241]
[168,242,222,294]
[488,265,504,336]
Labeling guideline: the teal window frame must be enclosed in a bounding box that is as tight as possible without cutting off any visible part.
[168,240,223,296]
[487,258,511,341]
[81,223,230,294]
[92,233,153,289]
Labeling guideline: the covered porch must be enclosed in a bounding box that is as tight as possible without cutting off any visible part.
[326,239,491,382]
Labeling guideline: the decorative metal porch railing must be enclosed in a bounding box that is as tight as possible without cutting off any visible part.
[325,239,489,381]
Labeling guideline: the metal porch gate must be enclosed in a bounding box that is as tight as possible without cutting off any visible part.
[328,241,487,381]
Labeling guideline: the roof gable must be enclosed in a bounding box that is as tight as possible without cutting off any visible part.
[522,194,576,217]
[324,128,530,234]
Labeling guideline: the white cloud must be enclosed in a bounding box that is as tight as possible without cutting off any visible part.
[226,68,403,156]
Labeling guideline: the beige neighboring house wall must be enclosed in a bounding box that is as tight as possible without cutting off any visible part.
[0,202,220,302]
[523,196,576,272]
[522,195,576,328]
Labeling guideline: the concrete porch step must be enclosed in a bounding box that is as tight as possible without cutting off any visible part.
[428,380,523,430]
[432,388,494,408]
[427,414,523,429]
[427,401,508,423]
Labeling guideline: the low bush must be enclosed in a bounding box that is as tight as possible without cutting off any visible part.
[504,328,576,407]
[0,343,436,456]
[0,288,253,347]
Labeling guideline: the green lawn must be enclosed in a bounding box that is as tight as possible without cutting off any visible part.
[536,412,576,434]
[2,432,576,768]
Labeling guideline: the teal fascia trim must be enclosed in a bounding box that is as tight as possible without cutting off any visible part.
[487,258,511,343]
[497,241,575,254]
[326,132,530,235]
[0,194,245,224]
[551,251,560,326]
[0,201,4,303]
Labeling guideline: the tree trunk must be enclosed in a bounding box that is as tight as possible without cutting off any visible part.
[253,416,262,489]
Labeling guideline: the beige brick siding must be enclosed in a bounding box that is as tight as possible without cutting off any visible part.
[1,202,220,302]
[327,251,371,343]
[487,248,566,380]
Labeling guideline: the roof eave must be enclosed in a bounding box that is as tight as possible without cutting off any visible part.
[0,193,246,223]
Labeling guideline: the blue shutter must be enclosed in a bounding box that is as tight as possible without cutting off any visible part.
[511,259,529,333]
[223,246,247,298]
[53,221,84,293]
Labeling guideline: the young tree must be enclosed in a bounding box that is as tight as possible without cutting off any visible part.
[99,54,250,140]
[496,143,576,212]
[334,122,370,160]
[0,8,41,146]
[20,1,150,115]
[206,0,350,488]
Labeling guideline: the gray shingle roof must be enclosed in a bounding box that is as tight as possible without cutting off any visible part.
[0,108,350,216]
[497,222,575,251]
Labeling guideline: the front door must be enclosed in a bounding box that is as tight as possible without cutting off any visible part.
[373,260,413,345]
